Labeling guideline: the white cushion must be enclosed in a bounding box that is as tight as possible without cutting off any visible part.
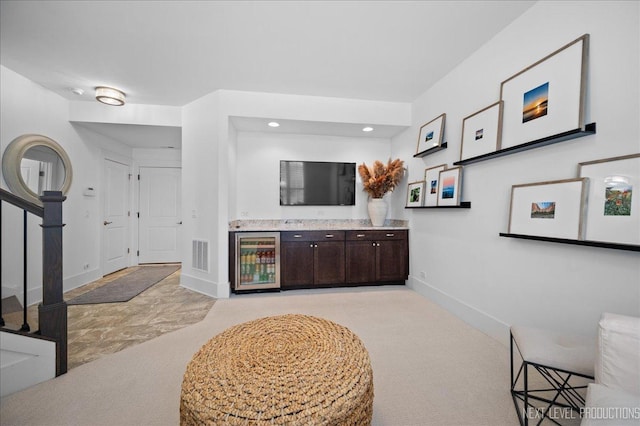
[581,383,640,425]
[595,313,640,396]
[511,325,596,377]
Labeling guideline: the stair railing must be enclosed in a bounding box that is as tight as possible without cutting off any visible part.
[0,188,67,376]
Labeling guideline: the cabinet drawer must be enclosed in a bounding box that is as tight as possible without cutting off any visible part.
[346,230,407,241]
[281,230,345,242]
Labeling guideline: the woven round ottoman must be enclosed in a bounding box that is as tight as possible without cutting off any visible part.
[180,314,373,425]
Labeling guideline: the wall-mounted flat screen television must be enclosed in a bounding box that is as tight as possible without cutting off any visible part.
[280,160,356,206]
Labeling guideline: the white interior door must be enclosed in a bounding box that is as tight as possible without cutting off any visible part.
[138,167,182,264]
[20,158,41,194]
[103,159,130,275]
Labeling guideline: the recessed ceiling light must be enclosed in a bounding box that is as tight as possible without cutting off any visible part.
[71,88,84,96]
[95,86,126,106]
[268,121,280,128]
[362,126,374,132]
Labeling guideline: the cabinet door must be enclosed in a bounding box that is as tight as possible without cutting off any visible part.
[376,239,408,282]
[281,241,315,288]
[346,241,376,283]
[314,241,345,284]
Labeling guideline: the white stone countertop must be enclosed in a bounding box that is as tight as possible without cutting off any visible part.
[229,219,409,231]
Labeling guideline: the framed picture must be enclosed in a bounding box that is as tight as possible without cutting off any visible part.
[500,34,589,149]
[416,113,446,156]
[508,178,588,239]
[423,164,447,206]
[578,153,640,245]
[437,167,462,206]
[459,101,503,161]
[406,181,425,207]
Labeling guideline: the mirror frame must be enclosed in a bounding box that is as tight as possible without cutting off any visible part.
[2,134,73,206]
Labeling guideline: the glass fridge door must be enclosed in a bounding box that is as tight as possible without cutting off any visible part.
[235,232,280,291]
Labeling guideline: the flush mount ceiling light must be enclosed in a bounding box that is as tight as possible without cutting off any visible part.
[362,126,374,132]
[95,86,126,106]
[268,121,280,128]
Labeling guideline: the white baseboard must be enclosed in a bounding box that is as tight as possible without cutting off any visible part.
[63,268,102,294]
[180,273,227,298]
[1,284,19,301]
[408,276,510,346]
[2,269,101,309]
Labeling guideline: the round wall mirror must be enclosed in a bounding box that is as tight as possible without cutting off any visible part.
[2,134,73,206]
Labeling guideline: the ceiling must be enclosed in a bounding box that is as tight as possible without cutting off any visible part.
[0,1,536,147]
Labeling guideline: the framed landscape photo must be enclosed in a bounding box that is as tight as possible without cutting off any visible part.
[578,153,640,245]
[508,178,588,239]
[437,166,462,206]
[500,34,589,149]
[459,101,503,161]
[416,113,446,156]
[423,164,447,206]
[406,181,425,207]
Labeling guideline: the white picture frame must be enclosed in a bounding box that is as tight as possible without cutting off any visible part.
[416,113,446,156]
[423,164,447,207]
[500,34,589,149]
[459,101,503,161]
[406,181,425,207]
[437,167,462,206]
[578,153,640,245]
[508,178,588,239]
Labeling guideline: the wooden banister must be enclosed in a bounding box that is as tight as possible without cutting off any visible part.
[0,189,67,376]
[0,188,43,217]
[38,191,67,375]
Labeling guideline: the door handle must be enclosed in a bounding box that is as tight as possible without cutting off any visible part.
[103,221,113,226]
[177,221,183,225]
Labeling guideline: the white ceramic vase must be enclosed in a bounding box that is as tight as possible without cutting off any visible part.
[367,198,388,227]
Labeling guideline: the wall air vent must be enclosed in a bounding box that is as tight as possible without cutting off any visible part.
[192,239,209,272]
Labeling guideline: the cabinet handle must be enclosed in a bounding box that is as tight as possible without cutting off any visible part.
[314,244,318,248]
[386,233,395,237]
[325,234,334,238]
[356,234,366,238]
[294,234,303,238]
[372,242,376,246]
[377,243,381,247]
[310,244,314,248]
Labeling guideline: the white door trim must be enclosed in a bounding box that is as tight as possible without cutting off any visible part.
[137,166,182,264]
[101,157,132,275]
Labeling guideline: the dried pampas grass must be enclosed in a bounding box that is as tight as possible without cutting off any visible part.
[358,158,405,198]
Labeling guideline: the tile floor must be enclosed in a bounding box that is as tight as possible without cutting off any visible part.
[2,265,216,369]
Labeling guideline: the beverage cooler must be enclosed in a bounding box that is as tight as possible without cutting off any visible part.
[234,232,280,292]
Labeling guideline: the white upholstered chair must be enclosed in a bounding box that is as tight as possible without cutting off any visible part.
[510,324,595,425]
[580,313,640,426]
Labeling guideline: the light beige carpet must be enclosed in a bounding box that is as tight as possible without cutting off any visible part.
[0,286,519,426]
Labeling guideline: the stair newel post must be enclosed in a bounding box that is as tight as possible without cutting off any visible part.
[38,190,67,376]
[20,210,30,331]
[0,200,3,327]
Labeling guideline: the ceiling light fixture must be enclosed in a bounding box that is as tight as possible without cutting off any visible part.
[362,126,374,132]
[71,88,84,96]
[95,86,126,106]
[268,121,280,128]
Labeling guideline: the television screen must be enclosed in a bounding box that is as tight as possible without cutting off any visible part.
[280,160,356,206]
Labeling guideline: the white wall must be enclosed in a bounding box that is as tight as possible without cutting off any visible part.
[180,91,223,297]
[1,65,183,307]
[181,90,411,298]
[396,1,640,344]
[1,66,104,303]
[235,131,392,220]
